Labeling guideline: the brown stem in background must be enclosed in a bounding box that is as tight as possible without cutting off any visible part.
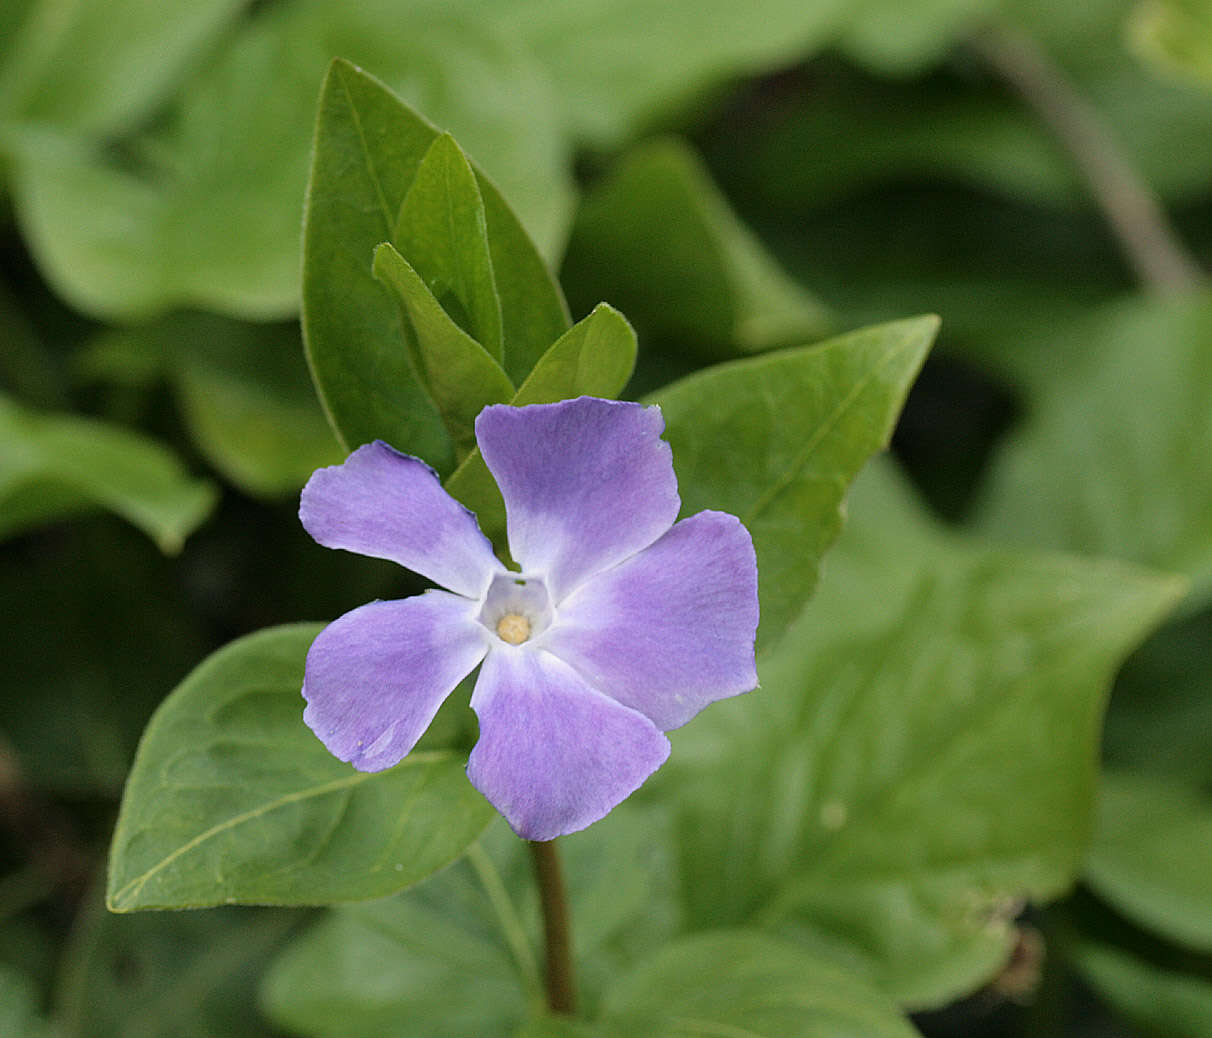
[974,23,1205,294]
[528,838,576,1015]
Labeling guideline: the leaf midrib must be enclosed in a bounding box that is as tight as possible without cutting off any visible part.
[741,337,917,528]
[337,63,395,238]
[110,751,451,909]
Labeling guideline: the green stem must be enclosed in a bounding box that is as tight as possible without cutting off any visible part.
[466,841,542,1000]
[973,23,1205,294]
[528,838,577,1015]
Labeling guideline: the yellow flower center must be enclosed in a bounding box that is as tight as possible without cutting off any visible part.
[496,612,531,645]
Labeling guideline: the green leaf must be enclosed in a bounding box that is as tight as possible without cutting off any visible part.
[1129,0,1212,88]
[261,842,530,1038]
[562,139,831,360]
[444,303,637,547]
[261,806,678,1037]
[836,0,995,74]
[303,59,568,467]
[302,60,451,468]
[0,394,216,553]
[471,0,852,147]
[1073,942,1212,1038]
[9,5,573,323]
[394,133,504,362]
[599,931,917,1037]
[507,305,637,407]
[1086,770,1212,951]
[170,318,347,498]
[649,315,936,649]
[0,0,243,135]
[513,1017,600,1038]
[55,895,297,1038]
[664,460,1183,1007]
[975,291,1212,608]
[85,313,345,498]
[371,242,514,458]
[107,625,495,911]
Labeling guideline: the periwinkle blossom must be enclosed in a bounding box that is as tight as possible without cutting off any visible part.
[299,396,758,841]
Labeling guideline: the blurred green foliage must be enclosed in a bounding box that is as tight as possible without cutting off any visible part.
[1,0,1211,1035]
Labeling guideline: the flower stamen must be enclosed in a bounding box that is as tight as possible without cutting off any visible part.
[496,612,531,645]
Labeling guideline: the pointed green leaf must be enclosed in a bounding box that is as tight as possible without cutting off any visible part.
[601,931,917,1037]
[562,139,831,360]
[444,303,637,547]
[394,133,504,362]
[665,461,1183,1007]
[107,625,495,911]
[1086,770,1212,951]
[303,60,451,467]
[649,315,937,648]
[303,59,568,466]
[0,394,216,553]
[509,304,638,407]
[372,242,514,458]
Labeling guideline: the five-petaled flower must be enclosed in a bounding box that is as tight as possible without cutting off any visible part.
[299,396,759,841]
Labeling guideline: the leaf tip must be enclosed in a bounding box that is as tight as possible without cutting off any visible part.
[103,876,134,914]
[370,240,397,274]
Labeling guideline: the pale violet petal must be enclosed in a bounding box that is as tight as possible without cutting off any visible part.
[303,591,489,771]
[467,648,670,840]
[542,511,759,731]
[475,398,680,600]
[300,440,503,599]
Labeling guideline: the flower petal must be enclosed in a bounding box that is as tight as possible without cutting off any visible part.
[303,591,489,771]
[300,441,502,599]
[475,398,680,599]
[467,648,670,840]
[542,511,759,731]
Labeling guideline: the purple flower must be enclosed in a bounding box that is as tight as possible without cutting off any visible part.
[299,396,758,841]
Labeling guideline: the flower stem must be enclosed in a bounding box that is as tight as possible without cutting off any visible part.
[528,838,576,1015]
[973,23,1204,294]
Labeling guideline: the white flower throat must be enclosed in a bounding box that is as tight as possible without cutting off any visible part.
[478,572,553,646]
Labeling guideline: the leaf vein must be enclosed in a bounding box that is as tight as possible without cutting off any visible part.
[741,340,914,527]
[336,65,395,238]
[112,751,451,907]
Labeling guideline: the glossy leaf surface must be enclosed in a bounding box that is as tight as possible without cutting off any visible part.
[107,625,495,910]
[652,315,937,648]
